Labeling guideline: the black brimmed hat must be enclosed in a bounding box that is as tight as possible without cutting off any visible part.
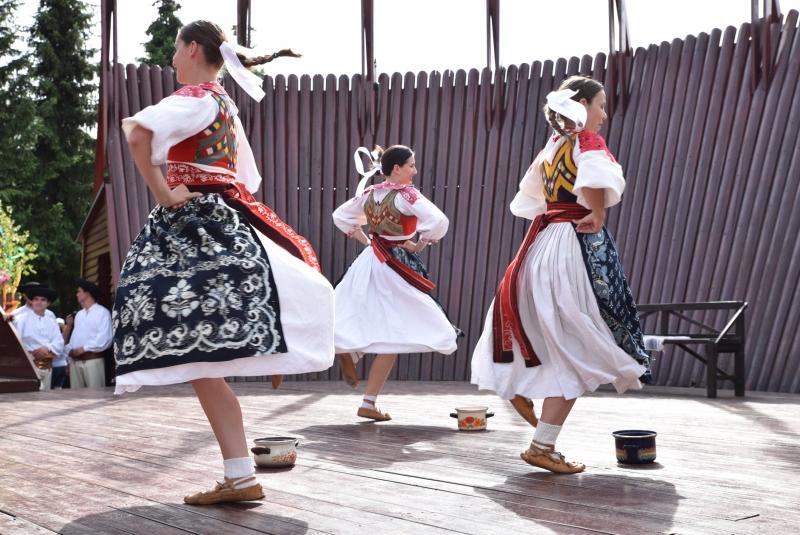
[19,281,47,293]
[75,278,104,300]
[25,285,58,303]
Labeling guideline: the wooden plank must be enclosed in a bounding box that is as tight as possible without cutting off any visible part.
[0,382,798,533]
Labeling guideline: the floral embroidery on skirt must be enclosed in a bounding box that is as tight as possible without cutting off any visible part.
[577,227,652,383]
[113,194,287,376]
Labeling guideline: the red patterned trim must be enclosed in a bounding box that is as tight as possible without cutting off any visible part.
[577,130,617,163]
[420,237,438,244]
[172,81,228,99]
[492,202,591,366]
[167,163,235,186]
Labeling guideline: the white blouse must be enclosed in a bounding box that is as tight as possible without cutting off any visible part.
[510,132,626,220]
[121,90,263,195]
[333,184,449,243]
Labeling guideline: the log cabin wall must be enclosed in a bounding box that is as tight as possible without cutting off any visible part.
[103,13,800,392]
[78,185,115,310]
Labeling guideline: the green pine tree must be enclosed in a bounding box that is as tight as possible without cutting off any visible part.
[138,0,182,67]
[27,0,97,315]
[0,1,41,211]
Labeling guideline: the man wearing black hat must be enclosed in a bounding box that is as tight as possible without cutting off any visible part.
[9,286,64,389]
[12,282,56,320]
[63,278,112,388]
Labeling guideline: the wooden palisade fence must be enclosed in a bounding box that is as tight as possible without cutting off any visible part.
[99,12,800,393]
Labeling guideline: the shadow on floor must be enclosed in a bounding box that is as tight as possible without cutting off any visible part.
[473,471,681,534]
[58,503,309,535]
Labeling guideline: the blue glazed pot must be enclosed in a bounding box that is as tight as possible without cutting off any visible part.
[612,430,657,464]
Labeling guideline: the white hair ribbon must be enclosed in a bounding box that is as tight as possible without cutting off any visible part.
[546,89,587,130]
[354,147,382,197]
[219,41,266,102]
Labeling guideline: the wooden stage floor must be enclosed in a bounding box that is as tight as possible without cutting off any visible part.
[0,381,798,535]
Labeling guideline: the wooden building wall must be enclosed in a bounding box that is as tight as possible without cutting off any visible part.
[104,13,800,393]
[77,185,115,310]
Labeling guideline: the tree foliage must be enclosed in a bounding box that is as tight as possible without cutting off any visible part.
[0,200,38,311]
[0,1,40,211]
[138,0,182,67]
[25,0,97,315]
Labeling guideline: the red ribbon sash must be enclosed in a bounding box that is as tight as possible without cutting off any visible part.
[370,235,436,295]
[492,202,591,367]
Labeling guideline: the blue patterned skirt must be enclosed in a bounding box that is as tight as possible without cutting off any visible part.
[577,226,651,383]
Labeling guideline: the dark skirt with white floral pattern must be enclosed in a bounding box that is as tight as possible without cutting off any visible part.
[113,194,287,377]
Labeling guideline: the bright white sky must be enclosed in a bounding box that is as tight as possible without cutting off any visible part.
[14,0,800,79]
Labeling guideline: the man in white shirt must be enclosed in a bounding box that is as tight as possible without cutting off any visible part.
[9,286,64,390]
[64,278,112,389]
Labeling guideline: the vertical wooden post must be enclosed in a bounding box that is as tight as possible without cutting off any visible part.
[361,0,375,137]
[95,0,116,195]
[237,0,252,47]
[751,0,783,91]
[486,0,500,71]
[607,0,632,117]
[485,0,500,129]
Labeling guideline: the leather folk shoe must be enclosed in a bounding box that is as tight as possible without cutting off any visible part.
[337,353,359,389]
[509,395,538,427]
[184,477,265,505]
[271,375,283,390]
[357,398,391,421]
[520,445,585,474]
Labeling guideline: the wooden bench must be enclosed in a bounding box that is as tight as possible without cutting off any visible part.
[637,301,748,398]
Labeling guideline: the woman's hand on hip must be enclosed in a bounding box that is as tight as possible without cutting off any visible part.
[573,210,605,234]
[162,184,202,210]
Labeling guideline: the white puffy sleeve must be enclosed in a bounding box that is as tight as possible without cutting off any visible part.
[573,130,625,208]
[121,92,218,165]
[234,115,262,194]
[333,194,368,237]
[509,151,546,220]
[395,190,449,243]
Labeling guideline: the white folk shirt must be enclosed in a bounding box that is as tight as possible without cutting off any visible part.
[66,303,113,355]
[13,304,56,320]
[12,310,64,356]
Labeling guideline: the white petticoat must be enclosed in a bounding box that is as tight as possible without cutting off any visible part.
[334,247,458,356]
[471,223,645,400]
[114,229,335,393]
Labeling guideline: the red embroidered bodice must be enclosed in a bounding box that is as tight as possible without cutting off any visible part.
[167,82,238,183]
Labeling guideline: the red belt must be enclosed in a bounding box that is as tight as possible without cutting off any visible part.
[492,202,591,366]
[370,235,435,295]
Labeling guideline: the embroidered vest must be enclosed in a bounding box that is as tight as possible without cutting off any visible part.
[365,189,417,236]
[541,136,579,204]
[167,88,238,174]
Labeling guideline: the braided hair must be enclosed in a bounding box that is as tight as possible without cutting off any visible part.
[542,75,604,147]
[178,20,302,70]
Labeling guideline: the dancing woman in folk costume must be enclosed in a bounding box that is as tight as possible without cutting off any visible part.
[333,145,462,421]
[471,75,650,473]
[115,20,335,504]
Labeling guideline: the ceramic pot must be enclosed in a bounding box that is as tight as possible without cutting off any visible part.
[612,430,657,464]
[449,406,494,431]
[251,436,299,467]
